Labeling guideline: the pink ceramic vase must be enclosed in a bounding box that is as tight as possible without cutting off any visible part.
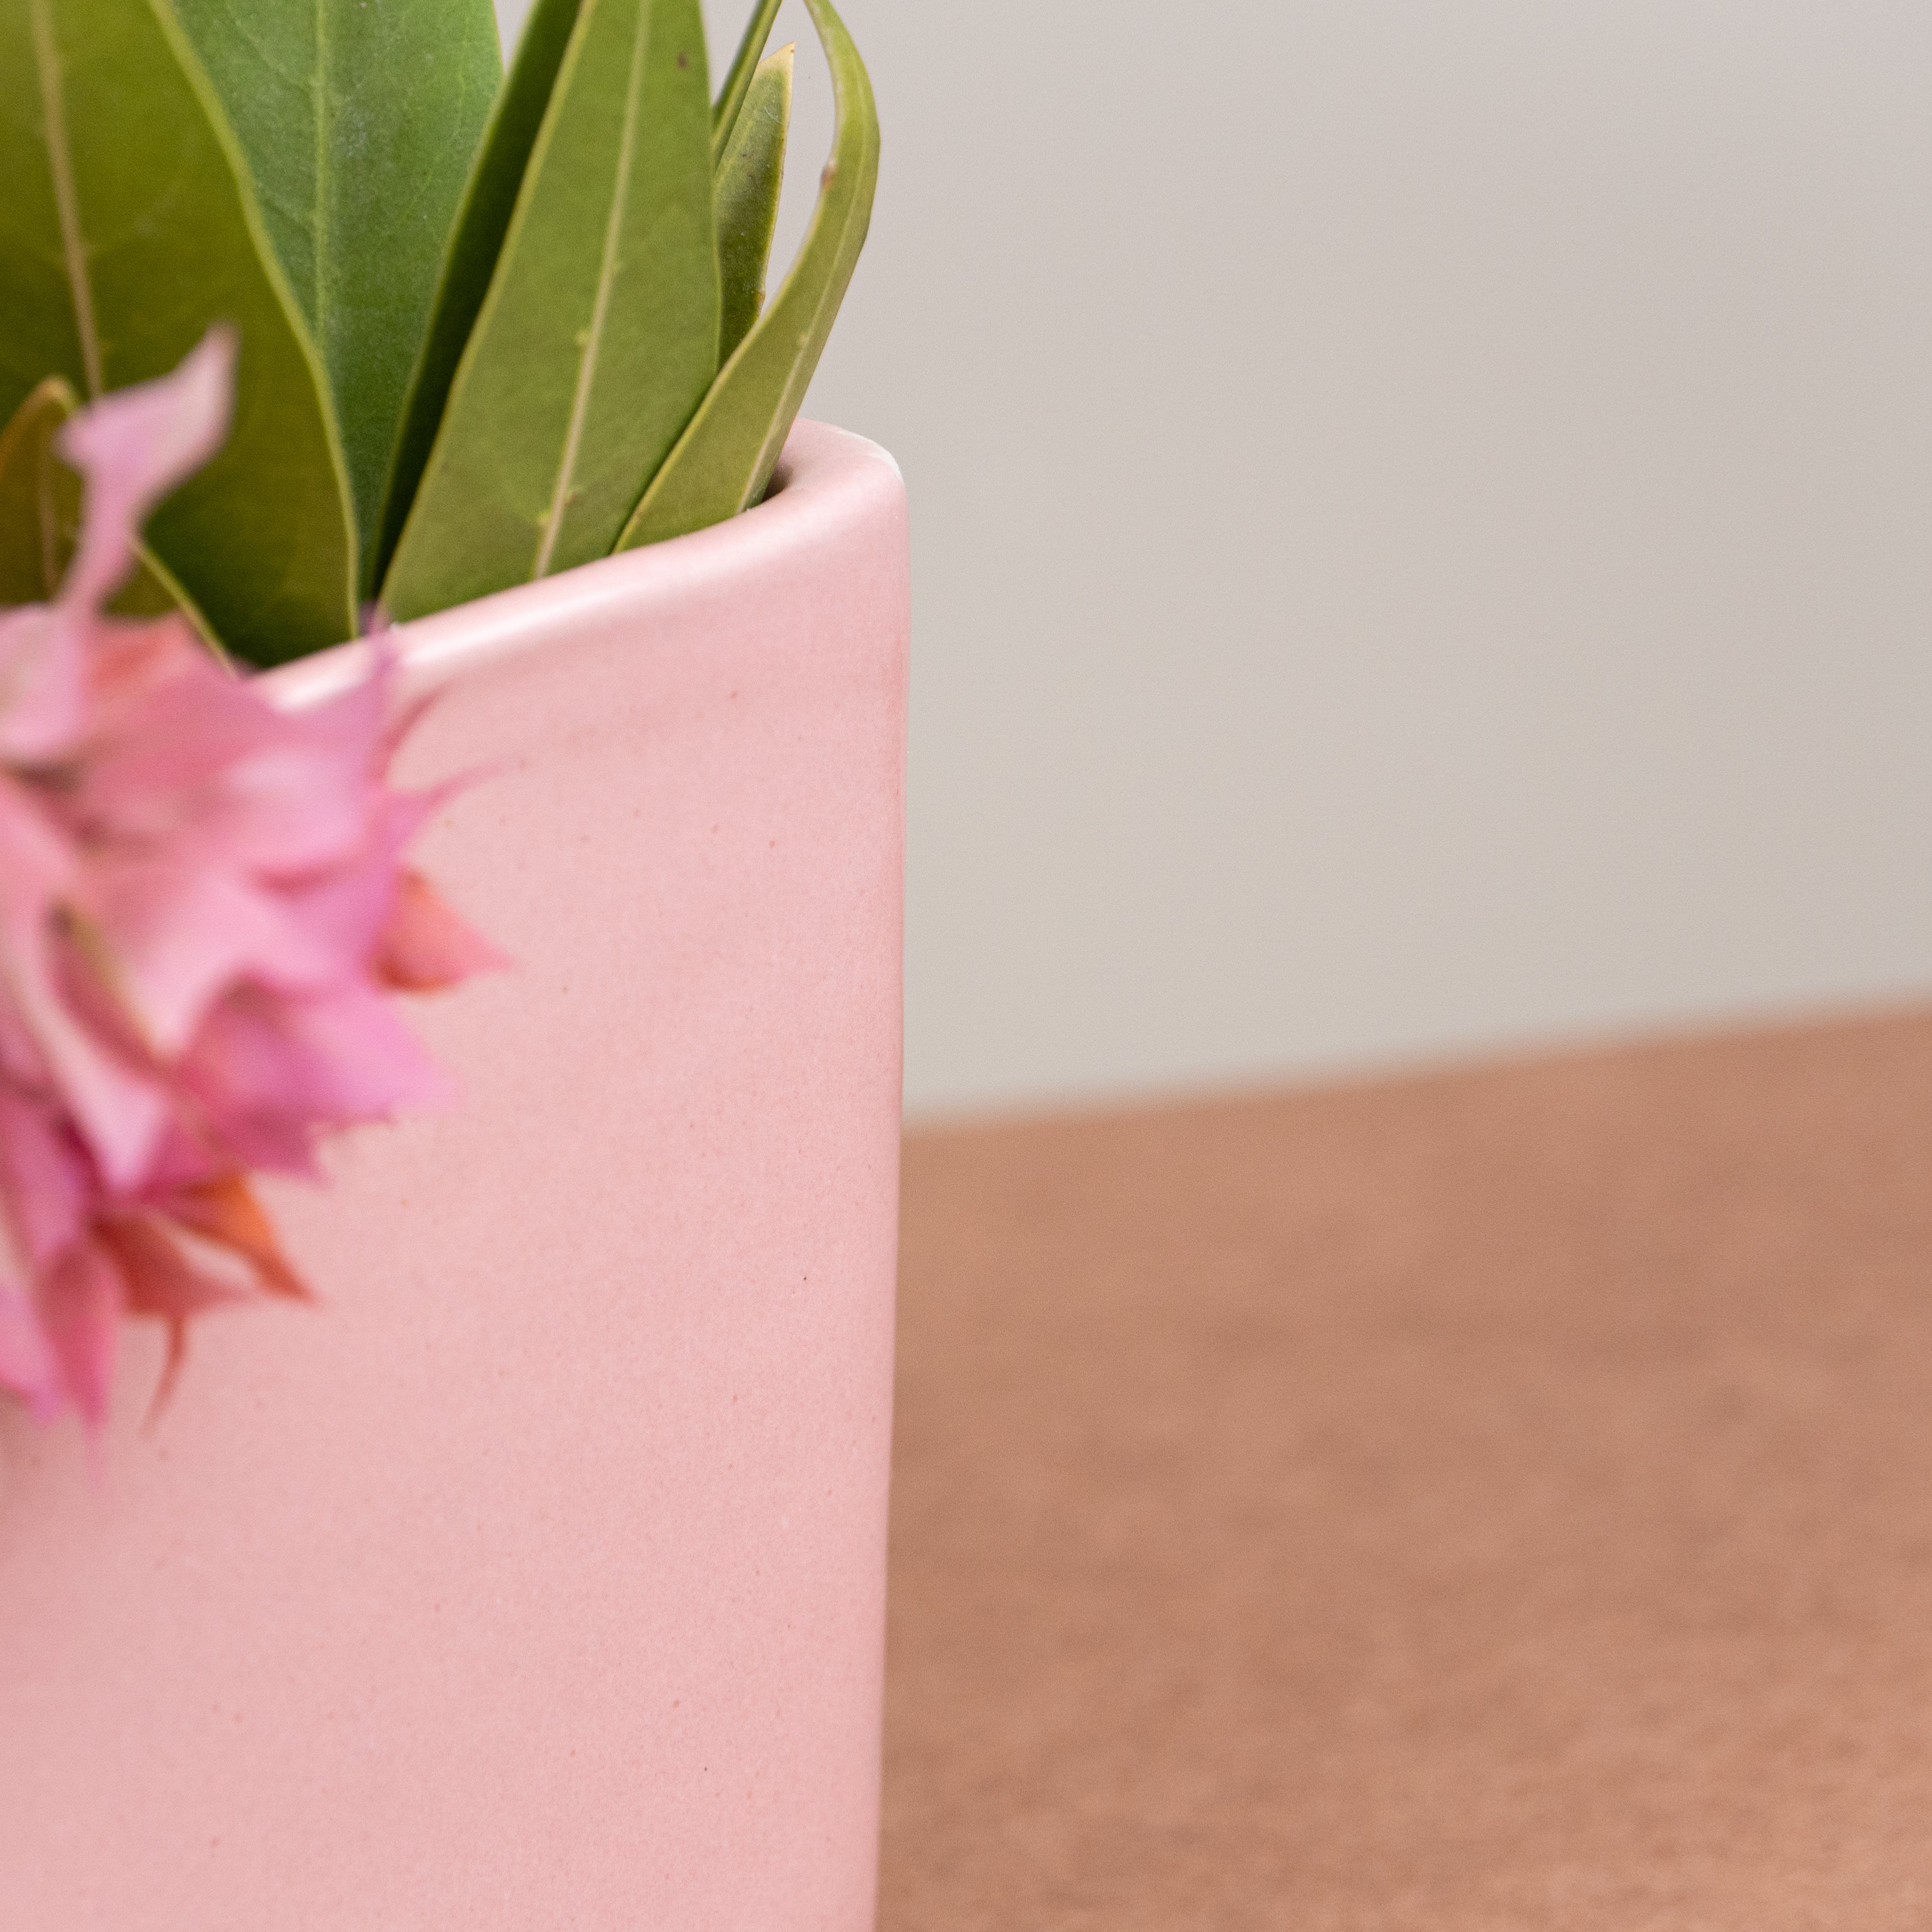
[0,423,908,1931]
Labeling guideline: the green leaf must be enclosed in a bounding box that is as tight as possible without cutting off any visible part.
[373,0,586,596]
[170,0,502,585]
[106,533,222,649]
[619,0,876,551]
[0,378,71,606]
[0,0,357,664]
[382,0,719,620]
[710,0,783,164]
[0,376,224,650]
[715,44,793,367]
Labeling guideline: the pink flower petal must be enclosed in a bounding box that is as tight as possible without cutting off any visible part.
[0,1087,91,1267]
[0,339,496,1436]
[98,1213,247,1322]
[0,1281,60,1417]
[82,851,346,1055]
[0,606,85,765]
[377,869,508,990]
[57,330,234,613]
[39,1239,125,1432]
[180,981,451,1174]
[0,777,166,1186]
[159,1174,308,1303]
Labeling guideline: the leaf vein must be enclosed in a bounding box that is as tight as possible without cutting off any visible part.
[28,0,102,398]
[312,0,331,349]
[533,0,650,579]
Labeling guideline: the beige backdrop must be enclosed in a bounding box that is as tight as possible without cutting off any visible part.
[499,0,1932,1117]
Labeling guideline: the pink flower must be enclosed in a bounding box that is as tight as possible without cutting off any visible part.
[0,334,498,1432]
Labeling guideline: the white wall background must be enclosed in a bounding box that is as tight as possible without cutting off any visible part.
[501,0,1932,1117]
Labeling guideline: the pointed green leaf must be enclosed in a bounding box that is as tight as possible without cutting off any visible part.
[382,0,719,620]
[171,0,502,583]
[710,0,782,164]
[373,0,586,596]
[619,0,876,550]
[0,376,224,650]
[715,45,792,366]
[0,0,356,663]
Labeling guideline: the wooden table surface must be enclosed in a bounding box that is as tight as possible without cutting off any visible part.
[880,1012,1932,1929]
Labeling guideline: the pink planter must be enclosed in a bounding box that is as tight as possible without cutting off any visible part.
[0,424,908,1930]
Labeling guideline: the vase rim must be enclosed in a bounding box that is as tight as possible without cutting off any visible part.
[262,420,902,713]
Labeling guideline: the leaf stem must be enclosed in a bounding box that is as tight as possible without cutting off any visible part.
[30,0,103,399]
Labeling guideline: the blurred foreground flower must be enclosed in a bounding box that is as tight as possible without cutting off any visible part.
[0,334,498,1433]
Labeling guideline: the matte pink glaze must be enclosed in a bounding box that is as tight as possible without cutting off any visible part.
[0,422,908,1931]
